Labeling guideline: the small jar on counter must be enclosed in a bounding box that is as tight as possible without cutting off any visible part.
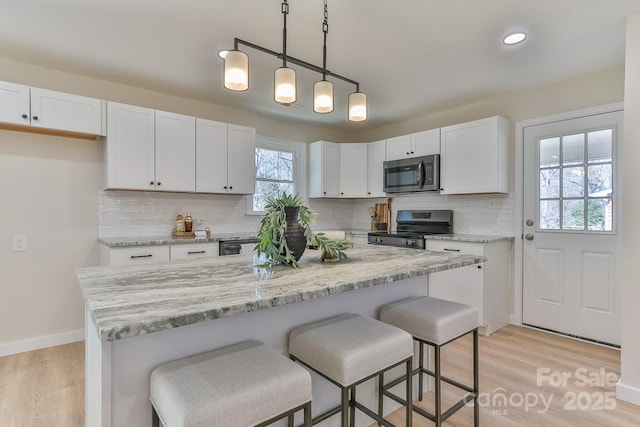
[184,213,193,232]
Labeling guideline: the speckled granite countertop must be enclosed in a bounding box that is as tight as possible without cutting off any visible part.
[98,233,258,248]
[424,234,514,243]
[77,244,485,342]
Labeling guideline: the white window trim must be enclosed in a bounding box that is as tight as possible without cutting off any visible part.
[246,135,307,215]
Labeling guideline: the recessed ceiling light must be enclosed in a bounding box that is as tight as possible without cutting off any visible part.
[503,32,526,45]
[218,50,229,59]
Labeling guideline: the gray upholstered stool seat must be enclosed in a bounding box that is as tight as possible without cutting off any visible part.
[380,296,480,427]
[150,340,312,427]
[289,313,413,426]
[380,295,478,345]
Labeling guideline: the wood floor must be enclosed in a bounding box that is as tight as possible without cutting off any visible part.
[1,326,639,426]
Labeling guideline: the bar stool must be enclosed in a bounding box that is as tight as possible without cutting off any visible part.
[289,313,413,427]
[380,296,479,427]
[149,340,312,427]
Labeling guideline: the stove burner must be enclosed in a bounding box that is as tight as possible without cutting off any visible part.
[367,210,453,249]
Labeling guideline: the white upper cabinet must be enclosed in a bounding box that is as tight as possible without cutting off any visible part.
[155,110,196,192]
[196,120,255,194]
[339,143,368,198]
[106,102,156,190]
[0,81,105,136]
[309,141,340,198]
[367,139,386,197]
[440,116,509,194]
[385,128,440,161]
[226,124,256,194]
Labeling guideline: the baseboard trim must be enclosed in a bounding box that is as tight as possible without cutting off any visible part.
[0,329,85,357]
[617,380,640,406]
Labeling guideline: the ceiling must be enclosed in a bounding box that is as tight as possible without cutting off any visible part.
[1,0,639,131]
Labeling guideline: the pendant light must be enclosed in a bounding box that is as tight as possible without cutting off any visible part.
[223,50,249,91]
[221,0,367,122]
[313,1,333,113]
[274,1,296,104]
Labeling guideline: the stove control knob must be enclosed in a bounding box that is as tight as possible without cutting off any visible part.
[408,239,416,246]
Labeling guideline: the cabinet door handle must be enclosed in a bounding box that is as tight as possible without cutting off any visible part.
[229,186,233,190]
[150,181,155,186]
[443,248,460,252]
[157,182,161,186]
[188,251,206,255]
[21,114,28,119]
[477,265,483,269]
[130,254,153,259]
[32,115,39,121]
[224,186,228,189]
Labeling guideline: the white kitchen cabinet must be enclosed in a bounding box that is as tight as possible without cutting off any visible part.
[99,245,170,267]
[385,128,440,161]
[425,239,511,336]
[170,243,219,260]
[440,116,509,194]
[0,81,105,136]
[339,143,368,197]
[195,119,255,194]
[155,110,196,192]
[367,139,386,197]
[309,140,340,198]
[106,102,156,190]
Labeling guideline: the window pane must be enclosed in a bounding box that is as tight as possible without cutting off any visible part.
[587,164,612,196]
[563,167,584,197]
[562,133,584,166]
[540,137,560,167]
[253,181,295,211]
[540,168,560,198]
[540,200,560,230]
[587,198,613,231]
[255,148,293,180]
[588,129,612,163]
[563,199,585,230]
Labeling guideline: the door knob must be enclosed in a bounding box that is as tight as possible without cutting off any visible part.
[525,234,534,241]
[526,219,534,226]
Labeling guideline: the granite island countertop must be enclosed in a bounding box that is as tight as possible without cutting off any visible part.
[77,244,485,342]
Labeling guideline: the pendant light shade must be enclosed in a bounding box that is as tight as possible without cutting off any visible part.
[274,67,296,104]
[224,50,249,91]
[314,80,334,113]
[348,91,367,122]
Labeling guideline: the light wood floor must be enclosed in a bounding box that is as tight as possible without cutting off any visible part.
[1,326,639,426]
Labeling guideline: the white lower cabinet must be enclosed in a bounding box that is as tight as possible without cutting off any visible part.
[170,243,219,260]
[99,245,170,267]
[425,239,511,335]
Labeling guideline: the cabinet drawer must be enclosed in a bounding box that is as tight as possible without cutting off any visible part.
[107,246,170,266]
[425,240,485,256]
[171,243,219,260]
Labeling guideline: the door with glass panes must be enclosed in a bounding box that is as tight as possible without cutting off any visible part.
[522,110,622,346]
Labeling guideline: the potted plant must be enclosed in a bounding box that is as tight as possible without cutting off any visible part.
[313,232,354,262]
[255,193,314,268]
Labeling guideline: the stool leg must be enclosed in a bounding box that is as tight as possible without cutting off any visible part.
[341,386,349,427]
[434,344,442,427]
[350,387,356,427]
[378,372,384,425]
[405,358,413,427]
[151,406,160,427]
[473,328,479,427]
[304,401,312,427]
[418,340,424,401]
[288,414,294,427]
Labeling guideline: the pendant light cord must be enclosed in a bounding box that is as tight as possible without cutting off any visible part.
[282,0,289,67]
[322,0,328,81]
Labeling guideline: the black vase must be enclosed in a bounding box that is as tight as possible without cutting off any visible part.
[283,206,307,261]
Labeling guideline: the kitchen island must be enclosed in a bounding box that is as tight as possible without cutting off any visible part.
[78,244,484,427]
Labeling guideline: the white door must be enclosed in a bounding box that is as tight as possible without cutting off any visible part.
[522,110,622,346]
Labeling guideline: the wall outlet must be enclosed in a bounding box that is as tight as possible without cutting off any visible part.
[12,235,26,252]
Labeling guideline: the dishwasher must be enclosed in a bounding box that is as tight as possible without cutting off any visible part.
[219,238,258,256]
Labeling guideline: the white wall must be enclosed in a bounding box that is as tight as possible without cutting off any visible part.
[0,130,102,356]
[618,14,640,405]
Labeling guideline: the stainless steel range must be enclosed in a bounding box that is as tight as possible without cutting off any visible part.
[368,210,453,249]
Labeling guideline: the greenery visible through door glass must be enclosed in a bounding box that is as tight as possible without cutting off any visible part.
[538,128,614,232]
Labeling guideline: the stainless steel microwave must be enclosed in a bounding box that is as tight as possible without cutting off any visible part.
[383,154,440,193]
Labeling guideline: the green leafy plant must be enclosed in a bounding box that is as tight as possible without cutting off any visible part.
[312,232,354,262]
[255,193,315,268]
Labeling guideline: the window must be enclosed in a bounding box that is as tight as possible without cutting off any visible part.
[248,136,305,214]
[538,128,614,231]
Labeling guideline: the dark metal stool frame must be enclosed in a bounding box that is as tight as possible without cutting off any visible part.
[379,327,479,427]
[289,354,413,427]
[152,399,312,427]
